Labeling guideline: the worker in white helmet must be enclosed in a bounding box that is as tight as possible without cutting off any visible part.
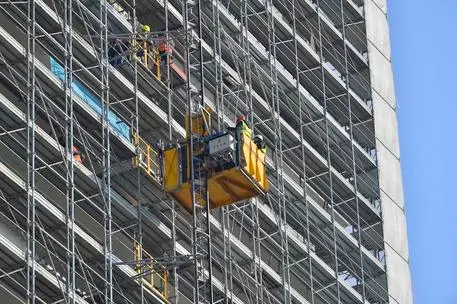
[253,134,266,154]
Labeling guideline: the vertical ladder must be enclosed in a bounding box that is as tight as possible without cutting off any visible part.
[183,0,214,302]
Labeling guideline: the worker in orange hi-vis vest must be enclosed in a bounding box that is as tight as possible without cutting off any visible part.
[72,145,84,163]
[57,133,85,164]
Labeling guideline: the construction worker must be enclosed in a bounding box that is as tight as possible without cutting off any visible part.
[236,115,251,139]
[157,34,173,65]
[253,134,266,154]
[137,24,152,68]
[234,115,251,167]
[72,145,84,163]
[57,134,84,163]
[108,38,128,67]
[226,115,251,167]
[142,24,150,33]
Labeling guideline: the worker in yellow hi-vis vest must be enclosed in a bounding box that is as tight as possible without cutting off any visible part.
[137,25,152,68]
[236,115,251,139]
[229,115,251,167]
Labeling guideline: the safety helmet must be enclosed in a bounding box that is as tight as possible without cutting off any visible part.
[254,134,263,142]
[141,25,150,33]
[236,115,246,123]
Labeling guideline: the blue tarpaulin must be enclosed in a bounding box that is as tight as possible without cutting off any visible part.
[50,57,131,140]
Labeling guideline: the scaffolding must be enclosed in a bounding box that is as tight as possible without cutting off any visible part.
[0,0,391,303]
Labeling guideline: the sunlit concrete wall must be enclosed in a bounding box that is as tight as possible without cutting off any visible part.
[364,1,413,303]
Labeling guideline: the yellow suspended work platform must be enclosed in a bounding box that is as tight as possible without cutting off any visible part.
[160,109,269,213]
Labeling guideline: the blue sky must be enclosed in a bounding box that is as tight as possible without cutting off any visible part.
[389,0,457,303]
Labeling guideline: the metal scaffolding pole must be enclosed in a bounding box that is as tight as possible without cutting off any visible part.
[100,0,113,301]
[26,0,36,302]
[64,0,76,301]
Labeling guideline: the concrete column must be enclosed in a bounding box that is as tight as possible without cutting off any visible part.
[364,1,413,303]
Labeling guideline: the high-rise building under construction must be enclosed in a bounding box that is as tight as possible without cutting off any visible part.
[0,0,412,303]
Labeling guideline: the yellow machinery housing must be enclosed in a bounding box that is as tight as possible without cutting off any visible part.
[161,132,269,212]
